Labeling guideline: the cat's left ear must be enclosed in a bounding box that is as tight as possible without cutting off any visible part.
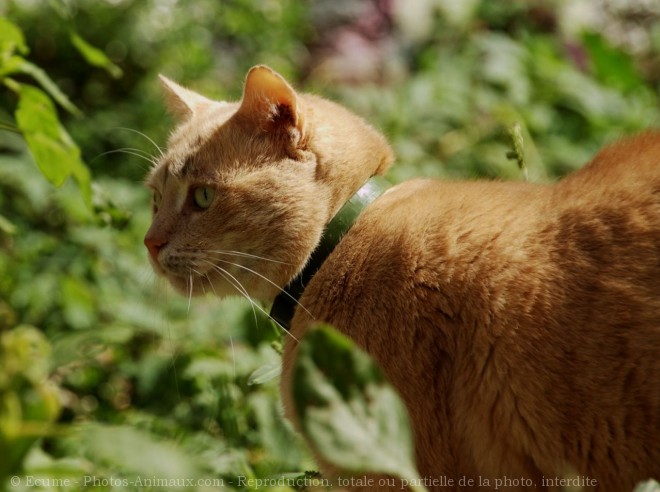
[237,65,305,142]
[159,75,212,121]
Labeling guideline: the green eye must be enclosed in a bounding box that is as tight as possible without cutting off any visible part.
[193,186,215,209]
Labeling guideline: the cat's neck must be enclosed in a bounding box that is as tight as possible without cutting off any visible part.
[271,175,391,329]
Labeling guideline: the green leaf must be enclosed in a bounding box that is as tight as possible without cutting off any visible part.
[0,213,16,235]
[292,324,425,488]
[635,480,660,492]
[0,17,27,59]
[12,59,80,115]
[582,32,643,93]
[73,424,205,480]
[247,361,281,385]
[14,83,91,206]
[0,327,62,478]
[70,31,122,79]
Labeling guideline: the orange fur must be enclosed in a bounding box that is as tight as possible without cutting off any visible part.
[146,66,660,491]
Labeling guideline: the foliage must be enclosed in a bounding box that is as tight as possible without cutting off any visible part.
[636,480,660,492]
[293,324,424,490]
[0,0,658,491]
[0,326,60,480]
[0,16,90,218]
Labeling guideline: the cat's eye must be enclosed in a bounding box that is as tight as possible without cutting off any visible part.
[152,190,162,213]
[192,186,215,210]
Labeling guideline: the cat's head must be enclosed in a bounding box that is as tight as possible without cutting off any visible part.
[144,65,393,300]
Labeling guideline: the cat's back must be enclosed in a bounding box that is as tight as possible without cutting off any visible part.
[290,132,660,490]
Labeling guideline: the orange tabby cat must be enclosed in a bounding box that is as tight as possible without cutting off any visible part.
[144,65,660,491]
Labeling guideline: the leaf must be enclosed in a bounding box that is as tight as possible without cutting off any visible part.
[70,31,122,79]
[0,213,16,235]
[635,480,660,492]
[582,32,643,93]
[14,84,92,206]
[292,324,424,487]
[12,58,80,115]
[73,424,205,480]
[0,17,27,59]
[247,361,281,385]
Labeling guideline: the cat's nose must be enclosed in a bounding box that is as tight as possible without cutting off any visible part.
[144,233,167,261]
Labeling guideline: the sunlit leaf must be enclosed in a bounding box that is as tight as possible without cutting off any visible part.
[70,31,123,79]
[292,324,424,487]
[247,361,281,385]
[635,480,660,492]
[0,17,27,59]
[14,83,91,206]
[0,214,16,235]
[73,424,205,480]
[250,392,309,470]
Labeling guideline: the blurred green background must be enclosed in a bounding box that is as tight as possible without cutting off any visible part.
[1,0,659,490]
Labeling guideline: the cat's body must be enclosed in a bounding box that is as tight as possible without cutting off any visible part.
[145,66,660,491]
[284,145,660,490]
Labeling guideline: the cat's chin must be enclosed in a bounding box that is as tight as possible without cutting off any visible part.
[165,274,213,298]
[166,272,275,300]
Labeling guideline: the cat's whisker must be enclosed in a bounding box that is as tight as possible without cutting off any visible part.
[111,126,165,158]
[229,336,237,380]
[212,257,314,319]
[93,148,159,167]
[187,270,193,314]
[199,268,238,379]
[192,268,207,296]
[201,260,298,343]
[200,259,259,331]
[203,249,292,265]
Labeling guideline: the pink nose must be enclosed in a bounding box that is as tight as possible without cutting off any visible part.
[144,233,167,261]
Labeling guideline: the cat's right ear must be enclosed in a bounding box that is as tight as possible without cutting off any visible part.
[236,65,305,140]
[158,75,211,121]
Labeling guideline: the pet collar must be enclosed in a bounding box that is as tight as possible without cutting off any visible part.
[270,175,391,331]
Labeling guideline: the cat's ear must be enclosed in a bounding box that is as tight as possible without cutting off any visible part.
[237,65,304,137]
[158,75,211,121]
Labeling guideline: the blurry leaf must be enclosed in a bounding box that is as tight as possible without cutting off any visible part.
[11,59,80,116]
[14,83,92,206]
[249,392,309,470]
[21,446,89,480]
[74,424,205,480]
[70,31,123,79]
[51,327,130,367]
[0,326,52,386]
[635,480,660,492]
[477,33,530,105]
[185,357,232,380]
[435,0,479,27]
[582,32,643,93]
[0,17,27,58]
[0,327,61,479]
[292,324,424,487]
[61,276,96,329]
[0,213,16,235]
[247,361,281,386]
